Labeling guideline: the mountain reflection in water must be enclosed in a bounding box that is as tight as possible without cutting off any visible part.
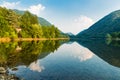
[0,39,120,80]
[77,39,120,67]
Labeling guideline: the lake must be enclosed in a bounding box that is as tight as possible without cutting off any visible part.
[0,39,120,80]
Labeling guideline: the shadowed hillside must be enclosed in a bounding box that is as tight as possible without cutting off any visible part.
[77,10,120,39]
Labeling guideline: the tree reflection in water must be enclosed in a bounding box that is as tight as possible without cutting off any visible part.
[0,40,67,68]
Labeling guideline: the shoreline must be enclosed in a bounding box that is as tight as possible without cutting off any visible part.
[0,38,69,42]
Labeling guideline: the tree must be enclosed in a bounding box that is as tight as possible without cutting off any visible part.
[0,7,65,39]
[20,11,39,27]
[5,10,19,27]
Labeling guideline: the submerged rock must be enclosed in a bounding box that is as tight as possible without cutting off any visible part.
[0,67,19,80]
[11,67,18,71]
[0,74,19,80]
[0,67,6,74]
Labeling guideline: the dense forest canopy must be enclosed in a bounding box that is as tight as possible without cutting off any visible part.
[77,10,120,39]
[0,7,68,38]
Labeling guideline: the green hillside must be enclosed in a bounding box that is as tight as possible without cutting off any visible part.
[77,10,120,39]
[38,17,52,27]
[14,9,52,27]
[0,7,68,39]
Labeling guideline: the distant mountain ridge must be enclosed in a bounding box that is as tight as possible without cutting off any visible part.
[77,10,120,38]
[14,9,52,27]
[66,32,76,38]
[38,17,52,27]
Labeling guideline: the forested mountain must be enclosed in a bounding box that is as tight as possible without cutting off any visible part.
[38,17,52,27]
[0,7,68,39]
[14,9,52,27]
[66,32,76,38]
[77,10,120,39]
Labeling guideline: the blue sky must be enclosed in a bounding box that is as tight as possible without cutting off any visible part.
[0,0,120,34]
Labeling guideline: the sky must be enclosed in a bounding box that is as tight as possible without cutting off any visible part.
[0,0,120,34]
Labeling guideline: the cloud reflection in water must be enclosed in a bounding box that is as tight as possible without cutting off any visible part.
[29,60,44,72]
[70,42,94,62]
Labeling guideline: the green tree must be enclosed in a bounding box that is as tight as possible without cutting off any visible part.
[20,11,38,27]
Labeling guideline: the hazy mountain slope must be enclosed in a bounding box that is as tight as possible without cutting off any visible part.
[77,10,120,38]
[14,9,52,26]
[66,32,76,38]
[38,17,52,27]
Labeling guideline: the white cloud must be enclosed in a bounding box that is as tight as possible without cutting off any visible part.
[27,4,45,16]
[72,15,94,34]
[0,1,45,16]
[0,1,20,9]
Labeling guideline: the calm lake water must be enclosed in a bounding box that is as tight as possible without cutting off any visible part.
[0,39,120,80]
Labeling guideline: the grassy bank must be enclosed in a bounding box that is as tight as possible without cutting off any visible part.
[0,38,70,42]
[0,38,11,42]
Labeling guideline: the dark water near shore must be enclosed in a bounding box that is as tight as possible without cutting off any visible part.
[0,39,120,80]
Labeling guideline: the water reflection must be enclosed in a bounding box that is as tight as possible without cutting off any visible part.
[106,39,120,47]
[77,39,120,68]
[0,40,66,67]
[8,40,120,80]
[0,39,120,80]
[29,60,44,72]
[71,43,94,61]
[65,42,94,62]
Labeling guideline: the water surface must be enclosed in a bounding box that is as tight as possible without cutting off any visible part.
[0,40,120,80]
